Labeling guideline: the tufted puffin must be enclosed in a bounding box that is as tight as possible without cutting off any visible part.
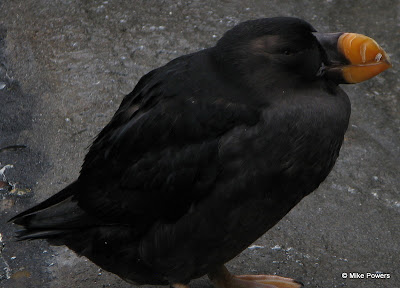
[10,17,391,288]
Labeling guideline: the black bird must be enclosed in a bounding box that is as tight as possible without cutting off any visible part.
[10,17,390,288]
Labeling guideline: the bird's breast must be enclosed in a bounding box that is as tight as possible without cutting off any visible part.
[220,91,350,197]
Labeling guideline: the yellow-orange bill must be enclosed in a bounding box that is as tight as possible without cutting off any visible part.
[338,33,391,83]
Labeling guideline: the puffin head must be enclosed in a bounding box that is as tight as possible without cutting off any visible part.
[214,17,391,87]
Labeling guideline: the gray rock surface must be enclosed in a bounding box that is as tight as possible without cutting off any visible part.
[0,1,398,287]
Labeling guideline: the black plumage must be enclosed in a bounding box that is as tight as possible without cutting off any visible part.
[10,17,390,288]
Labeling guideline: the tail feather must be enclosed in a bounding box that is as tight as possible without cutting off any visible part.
[10,181,98,240]
[15,229,72,241]
[9,181,78,223]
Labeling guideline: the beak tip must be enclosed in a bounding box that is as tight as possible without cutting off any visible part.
[338,33,392,83]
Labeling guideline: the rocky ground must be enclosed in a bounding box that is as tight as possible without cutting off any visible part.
[0,1,398,287]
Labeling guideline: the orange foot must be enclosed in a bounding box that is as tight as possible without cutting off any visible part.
[208,265,303,288]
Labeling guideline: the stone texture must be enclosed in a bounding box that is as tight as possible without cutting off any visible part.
[0,1,398,287]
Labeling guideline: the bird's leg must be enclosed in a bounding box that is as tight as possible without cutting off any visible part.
[208,265,303,288]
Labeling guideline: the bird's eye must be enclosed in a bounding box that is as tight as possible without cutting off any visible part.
[284,50,292,55]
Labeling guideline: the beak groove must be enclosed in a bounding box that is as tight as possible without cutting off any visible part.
[314,32,392,84]
[336,33,391,83]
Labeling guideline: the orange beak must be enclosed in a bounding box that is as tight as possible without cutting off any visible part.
[338,33,392,83]
[313,32,391,84]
